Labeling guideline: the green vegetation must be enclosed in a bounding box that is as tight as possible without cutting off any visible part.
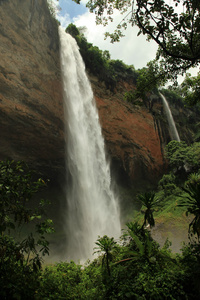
[137,191,158,228]
[159,86,200,143]
[166,140,200,174]
[66,23,137,91]
[71,0,200,106]
[94,235,118,277]
[124,60,167,106]
[40,3,200,298]
[65,24,168,106]
[28,224,200,299]
[1,1,199,298]
[84,0,200,81]
[179,173,200,240]
[65,22,200,111]
[1,144,200,299]
[0,160,54,299]
[181,72,200,106]
[160,88,184,108]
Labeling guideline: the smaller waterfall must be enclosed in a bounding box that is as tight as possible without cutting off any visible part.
[159,92,180,142]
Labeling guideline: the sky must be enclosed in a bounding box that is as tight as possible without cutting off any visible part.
[52,0,199,81]
[53,0,158,70]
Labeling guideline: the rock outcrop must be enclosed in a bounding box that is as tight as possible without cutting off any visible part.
[0,0,64,181]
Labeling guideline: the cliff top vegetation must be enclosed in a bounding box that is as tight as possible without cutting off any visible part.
[70,0,200,105]
[66,23,138,91]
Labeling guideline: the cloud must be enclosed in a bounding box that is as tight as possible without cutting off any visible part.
[56,0,158,70]
[73,10,158,69]
[58,12,72,28]
[57,1,199,80]
[57,0,87,24]
[73,10,200,81]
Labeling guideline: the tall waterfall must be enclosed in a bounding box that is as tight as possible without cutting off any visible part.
[59,27,121,262]
[159,92,180,142]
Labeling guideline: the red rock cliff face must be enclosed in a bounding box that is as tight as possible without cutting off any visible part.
[0,0,165,187]
[90,75,165,187]
[0,0,64,180]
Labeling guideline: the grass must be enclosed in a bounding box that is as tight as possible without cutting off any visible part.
[131,188,192,251]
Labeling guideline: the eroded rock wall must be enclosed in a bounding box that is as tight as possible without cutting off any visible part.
[0,0,64,180]
[0,0,166,188]
[90,75,166,189]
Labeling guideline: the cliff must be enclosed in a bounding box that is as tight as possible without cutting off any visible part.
[90,75,165,189]
[0,0,64,181]
[0,0,166,190]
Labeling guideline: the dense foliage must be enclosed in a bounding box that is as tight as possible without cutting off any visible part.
[123,60,167,107]
[1,147,200,299]
[0,160,54,299]
[35,231,193,299]
[82,0,200,80]
[166,140,200,174]
[70,0,200,104]
[65,22,200,108]
[181,72,200,106]
[66,23,137,91]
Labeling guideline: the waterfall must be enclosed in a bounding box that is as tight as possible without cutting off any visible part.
[159,92,180,142]
[59,27,121,262]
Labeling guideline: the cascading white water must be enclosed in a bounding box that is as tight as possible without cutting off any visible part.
[59,27,121,262]
[159,92,180,142]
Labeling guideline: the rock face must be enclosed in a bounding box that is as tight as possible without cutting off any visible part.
[0,0,166,188]
[90,75,166,189]
[0,0,64,181]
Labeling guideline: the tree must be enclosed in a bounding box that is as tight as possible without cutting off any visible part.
[66,23,80,38]
[0,160,54,298]
[181,72,200,106]
[103,50,111,60]
[128,60,167,107]
[158,173,177,196]
[179,173,200,240]
[137,191,158,228]
[66,23,113,85]
[166,140,188,172]
[0,160,53,242]
[160,87,185,110]
[94,235,118,276]
[166,140,200,174]
[82,0,200,80]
